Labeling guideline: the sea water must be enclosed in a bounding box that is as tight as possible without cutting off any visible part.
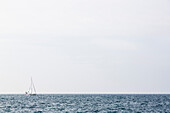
[0,94,170,112]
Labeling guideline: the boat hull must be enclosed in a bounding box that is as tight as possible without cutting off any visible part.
[26,94,37,96]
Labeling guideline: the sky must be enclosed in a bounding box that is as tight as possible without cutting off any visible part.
[0,0,170,94]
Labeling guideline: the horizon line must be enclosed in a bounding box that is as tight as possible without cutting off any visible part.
[1,92,170,94]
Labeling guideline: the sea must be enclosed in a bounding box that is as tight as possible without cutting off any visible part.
[0,94,170,112]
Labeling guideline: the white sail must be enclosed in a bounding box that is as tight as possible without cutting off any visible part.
[25,77,36,95]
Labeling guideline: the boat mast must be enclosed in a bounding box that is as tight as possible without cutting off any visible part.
[31,77,33,94]
[26,77,37,95]
[32,77,36,94]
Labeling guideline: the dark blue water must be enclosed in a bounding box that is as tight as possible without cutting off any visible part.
[0,94,170,112]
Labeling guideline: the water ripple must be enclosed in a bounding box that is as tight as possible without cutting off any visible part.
[0,94,170,112]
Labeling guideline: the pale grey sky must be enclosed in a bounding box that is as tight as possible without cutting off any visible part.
[0,0,170,93]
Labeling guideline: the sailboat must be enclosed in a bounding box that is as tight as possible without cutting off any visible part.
[25,77,36,96]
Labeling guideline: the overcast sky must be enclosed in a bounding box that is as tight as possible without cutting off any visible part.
[0,0,170,94]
